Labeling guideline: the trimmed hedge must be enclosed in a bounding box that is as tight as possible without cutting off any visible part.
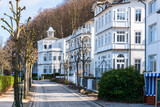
[42,73,60,79]
[98,66,144,103]
[0,76,14,91]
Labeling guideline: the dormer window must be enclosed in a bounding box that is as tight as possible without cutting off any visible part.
[44,45,47,49]
[49,44,52,49]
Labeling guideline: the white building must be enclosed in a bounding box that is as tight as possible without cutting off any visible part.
[37,27,66,77]
[65,19,95,77]
[92,0,145,76]
[144,0,160,104]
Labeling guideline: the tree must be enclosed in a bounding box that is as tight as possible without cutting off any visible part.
[74,40,81,87]
[80,37,90,88]
[20,18,36,99]
[1,0,29,105]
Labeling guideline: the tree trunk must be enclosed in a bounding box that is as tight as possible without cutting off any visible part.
[76,63,79,87]
[82,61,85,88]
[24,63,28,99]
[67,66,69,81]
[30,65,33,87]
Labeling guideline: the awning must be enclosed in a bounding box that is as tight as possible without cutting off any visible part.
[144,72,160,96]
[144,72,160,77]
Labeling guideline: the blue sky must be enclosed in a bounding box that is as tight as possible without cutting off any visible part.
[0,0,63,45]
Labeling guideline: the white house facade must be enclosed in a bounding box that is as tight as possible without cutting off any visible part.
[92,0,145,76]
[65,19,95,77]
[144,0,160,104]
[37,27,66,77]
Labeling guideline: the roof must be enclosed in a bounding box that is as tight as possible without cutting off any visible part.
[43,36,58,40]
[47,27,55,32]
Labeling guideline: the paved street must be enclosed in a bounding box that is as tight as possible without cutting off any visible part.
[30,80,155,107]
[0,88,14,107]
[30,80,100,107]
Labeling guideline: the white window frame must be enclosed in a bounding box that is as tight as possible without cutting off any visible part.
[135,9,142,22]
[149,24,157,43]
[117,9,126,21]
[135,59,141,73]
[149,0,157,14]
[135,32,141,44]
[116,31,125,43]
[149,55,157,72]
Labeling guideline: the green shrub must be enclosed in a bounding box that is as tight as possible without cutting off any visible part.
[98,66,144,103]
[32,73,37,78]
[42,73,60,79]
[0,76,14,91]
[32,77,41,80]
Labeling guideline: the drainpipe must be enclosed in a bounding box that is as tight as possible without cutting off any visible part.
[138,0,146,71]
[129,7,131,66]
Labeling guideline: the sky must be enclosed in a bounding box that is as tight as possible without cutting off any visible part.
[0,0,63,46]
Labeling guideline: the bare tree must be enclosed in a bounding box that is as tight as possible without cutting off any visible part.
[1,0,28,105]
[80,37,90,88]
[74,40,81,87]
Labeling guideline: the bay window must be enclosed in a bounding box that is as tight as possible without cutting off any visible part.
[117,31,125,42]
[117,9,125,20]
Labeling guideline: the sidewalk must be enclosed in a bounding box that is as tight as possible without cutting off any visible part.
[0,88,14,107]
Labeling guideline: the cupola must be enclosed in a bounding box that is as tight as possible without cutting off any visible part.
[47,27,55,37]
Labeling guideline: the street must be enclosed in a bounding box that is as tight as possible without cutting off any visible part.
[31,80,100,107]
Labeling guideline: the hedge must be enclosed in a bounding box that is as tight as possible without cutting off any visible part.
[0,76,14,91]
[42,73,60,79]
[98,66,144,103]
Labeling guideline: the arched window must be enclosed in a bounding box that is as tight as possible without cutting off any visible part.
[117,54,125,69]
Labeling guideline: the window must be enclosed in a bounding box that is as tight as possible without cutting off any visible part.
[44,45,47,49]
[49,53,52,61]
[44,66,47,73]
[108,33,111,43]
[99,17,101,28]
[105,13,108,24]
[105,34,107,44]
[53,69,56,73]
[49,66,52,73]
[109,11,111,21]
[49,44,52,49]
[96,21,98,32]
[95,39,97,50]
[44,55,47,61]
[149,0,157,14]
[101,35,103,46]
[117,9,125,20]
[102,15,104,26]
[117,54,125,69]
[149,24,157,43]
[149,55,156,72]
[135,32,141,43]
[58,69,61,73]
[53,56,56,60]
[58,56,61,60]
[117,31,125,42]
[135,59,141,72]
[135,9,141,22]
[99,37,101,47]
